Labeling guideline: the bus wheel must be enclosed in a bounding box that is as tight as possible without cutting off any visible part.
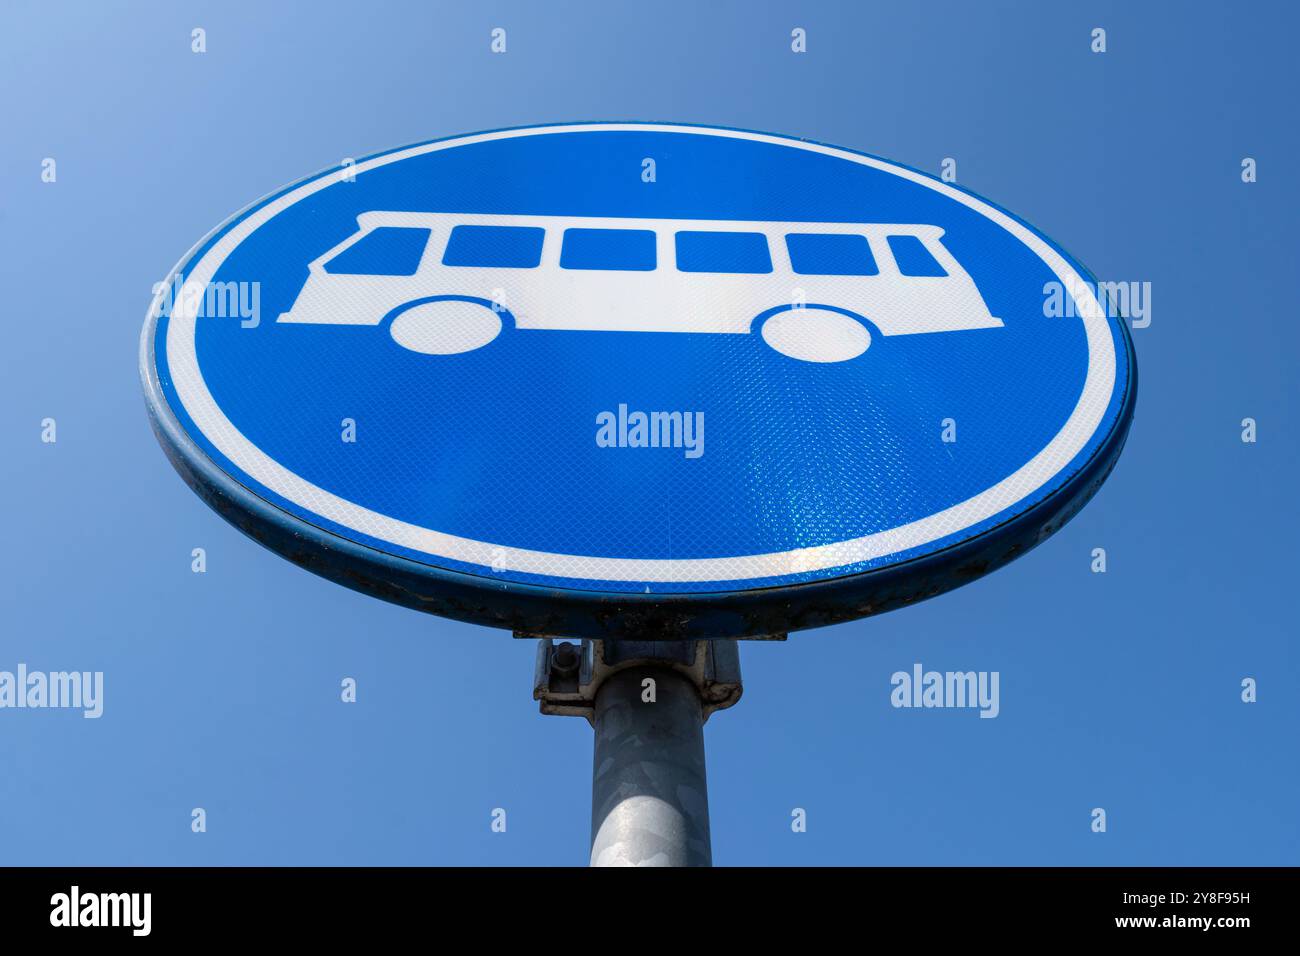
[759,307,871,363]
[388,298,503,355]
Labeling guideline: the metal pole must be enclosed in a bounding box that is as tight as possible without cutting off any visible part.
[589,666,712,867]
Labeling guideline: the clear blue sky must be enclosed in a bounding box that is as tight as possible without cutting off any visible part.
[1,0,1295,866]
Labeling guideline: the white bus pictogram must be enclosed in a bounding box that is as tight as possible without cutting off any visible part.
[277,211,1003,362]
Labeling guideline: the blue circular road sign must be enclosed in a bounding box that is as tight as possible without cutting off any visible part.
[141,123,1135,639]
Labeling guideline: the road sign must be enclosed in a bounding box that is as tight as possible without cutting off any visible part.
[140,123,1136,640]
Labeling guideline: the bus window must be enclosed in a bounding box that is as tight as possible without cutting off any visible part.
[887,234,948,277]
[442,224,545,268]
[675,231,772,274]
[325,227,431,276]
[560,228,656,271]
[785,233,879,276]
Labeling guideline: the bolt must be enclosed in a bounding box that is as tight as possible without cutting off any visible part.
[551,641,580,677]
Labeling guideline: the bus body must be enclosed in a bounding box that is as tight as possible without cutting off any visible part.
[278,211,1002,348]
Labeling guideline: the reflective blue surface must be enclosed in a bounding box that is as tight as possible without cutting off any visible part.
[151,126,1130,594]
